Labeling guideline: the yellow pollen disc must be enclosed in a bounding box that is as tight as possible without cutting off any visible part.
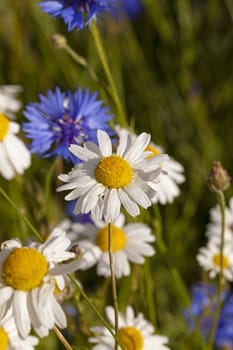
[95,155,133,189]
[145,144,161,159]
[0,327,9,350]
[118,326,144,350]
[2,247,48,291]
[213,253,229,269]
[0,113,9,141]
[95,225,127,252]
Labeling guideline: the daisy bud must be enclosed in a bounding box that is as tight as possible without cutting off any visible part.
[207,161,231,192]
[52,33,67,49]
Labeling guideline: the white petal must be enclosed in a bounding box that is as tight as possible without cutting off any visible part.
[97,130,112,156]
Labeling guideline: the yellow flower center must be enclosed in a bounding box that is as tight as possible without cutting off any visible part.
[118,326,144,350]
[95,155,133,188]
[95,225,127,252]
[2,247,48,291]
[0,113,9,141]
[145,144,161,158]
[213,253,229,269]
[0,327,9,350]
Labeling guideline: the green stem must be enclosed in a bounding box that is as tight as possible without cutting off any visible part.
[207,191,225,349]
[69,274,121,344]
[108,223,120,350]
[62,43,99,83]
[0,186,43,241]
[53,326,74,350]
[91,21,127,126]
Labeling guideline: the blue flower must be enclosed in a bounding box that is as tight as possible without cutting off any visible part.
[185,283,233,348]
[39,0,114,31]
[23,87,113,163]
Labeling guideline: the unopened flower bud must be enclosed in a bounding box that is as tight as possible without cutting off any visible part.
[207,161,231,192]
[51,33,67,49]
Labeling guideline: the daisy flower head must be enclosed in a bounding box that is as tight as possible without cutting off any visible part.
[0,113,31,180]
[206,197,233,243]
[89,305,170,350]
[0,228,81,338]
[22,87,113,163]
[0,85,22,120]
[0,308,39,350]
[67,213,155,278]
[57,129,168,222]
[39,0,114,31]
[196,240,233,281]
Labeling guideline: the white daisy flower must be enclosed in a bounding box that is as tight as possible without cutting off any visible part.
[0,85,22,119]
[57,129,168,222]
[89,305,170,350]
[66,213,155,278]
[196,240,233,281]
[0,228,81,338]
[0,307,39,350]
[206,198,233,243]
[0,113,31,180]
[115,126,185,204]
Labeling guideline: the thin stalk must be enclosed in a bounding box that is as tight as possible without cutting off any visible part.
[0,186,43,241]
[108,223,119,350]
[91,21,127,126]
[69,274,120,343]
[62,43,99,83]
[207,191,225,349]
[53,326,74,350]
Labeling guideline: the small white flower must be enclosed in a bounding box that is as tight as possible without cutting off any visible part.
[0,307,39,350]
[0,113,31,180]
[0,85,22,119]
[115,126,185,204]
[66,213,155,278]
[57,129,168,222]
[89,305,170,350]
[0,228,80,338]
[206,198,233,243]
[196,239,233,281]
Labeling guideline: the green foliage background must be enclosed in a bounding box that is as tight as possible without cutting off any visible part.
[0,0,233,349]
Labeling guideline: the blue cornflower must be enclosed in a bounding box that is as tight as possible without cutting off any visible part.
[185,283,233,348]
[23,87,113,163]
[39,0,114,31]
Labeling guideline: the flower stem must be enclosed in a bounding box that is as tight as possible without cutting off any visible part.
[108,223,120,350]
[53,326,74,350]
[0,186,43,241]
[207,191,225,349]
[91,22,127,127]
[69,274,123,347]
[62,43,99,83]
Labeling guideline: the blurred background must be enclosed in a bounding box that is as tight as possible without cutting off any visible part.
[0,0,233,348]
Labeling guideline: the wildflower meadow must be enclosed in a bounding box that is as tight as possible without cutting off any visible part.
[0,1,233,349]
